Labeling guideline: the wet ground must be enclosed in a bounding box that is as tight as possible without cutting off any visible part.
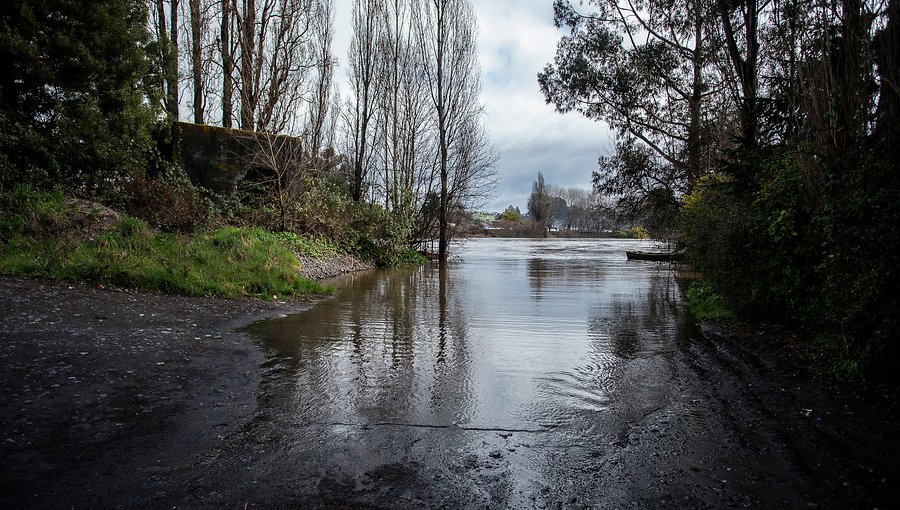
[1,239,898,508]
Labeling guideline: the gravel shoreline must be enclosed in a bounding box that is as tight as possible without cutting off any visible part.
[297,252,376,281]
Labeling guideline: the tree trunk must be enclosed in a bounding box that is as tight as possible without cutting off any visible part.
[240,0,256,130]
[189,0,204,124]
[436,3,449,266]
[221,0,233,128]
[169,0,180,121]
[686,0,704,185]
[875,0,900,146]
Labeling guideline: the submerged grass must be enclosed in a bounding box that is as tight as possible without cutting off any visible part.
[1,188,329,299]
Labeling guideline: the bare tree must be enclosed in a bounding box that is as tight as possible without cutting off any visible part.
[238,129,306,231]
[150,0,180,119]
[305,0,335,159]
[345,0,383,202]
[186,0,220,124]
[373,0,435,219]
[221,0,236,127]
[235,0,316,133]
[415,0,488,264]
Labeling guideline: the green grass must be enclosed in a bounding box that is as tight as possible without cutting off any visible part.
[685,279,734,320]
[273,231,338,260]
[1,188,329,299]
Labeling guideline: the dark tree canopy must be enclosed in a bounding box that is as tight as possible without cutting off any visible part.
[539,0,718,229]
[0,0,157,192]
[527,171,554,229]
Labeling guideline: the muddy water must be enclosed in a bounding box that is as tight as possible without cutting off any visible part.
[244,238,688,507]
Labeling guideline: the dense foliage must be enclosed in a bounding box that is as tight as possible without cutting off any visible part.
[0,0,158,193]
[544,0,900,380]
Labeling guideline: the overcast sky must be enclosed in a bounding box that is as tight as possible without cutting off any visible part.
[331,0,613,213]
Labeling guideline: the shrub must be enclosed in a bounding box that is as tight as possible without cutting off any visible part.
[685,279,734,320]
[613,226,651,239]
[117,166,212,233]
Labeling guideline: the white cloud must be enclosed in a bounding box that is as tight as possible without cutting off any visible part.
[473,2,612,211]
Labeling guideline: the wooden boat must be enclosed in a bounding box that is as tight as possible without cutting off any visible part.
[626,250,686,262]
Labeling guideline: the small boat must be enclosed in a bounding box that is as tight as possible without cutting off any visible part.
[626,250,686,262]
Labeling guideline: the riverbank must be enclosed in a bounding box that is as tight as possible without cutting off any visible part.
[0,187,387,298]
[297,251,376,280]
[692,320,899,505]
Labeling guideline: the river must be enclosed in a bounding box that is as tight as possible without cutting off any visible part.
[243,238,693,507]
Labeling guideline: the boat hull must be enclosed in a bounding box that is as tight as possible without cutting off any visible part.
[626,250,686,262]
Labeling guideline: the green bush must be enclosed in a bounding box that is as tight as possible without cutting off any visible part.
[116,166,213,233]
[613,226,651,239]
[685,279,734,320]
[681,147,900,382]
[680,151,819,321]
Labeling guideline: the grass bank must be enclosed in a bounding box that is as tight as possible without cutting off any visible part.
[0,187,329,299]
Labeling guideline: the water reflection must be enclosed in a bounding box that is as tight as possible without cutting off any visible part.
[246,238,683,433]
[527,258,549,300]
[247,264,479,429]
[238,238,695,504]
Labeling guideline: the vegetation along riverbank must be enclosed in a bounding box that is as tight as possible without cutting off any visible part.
[0,0,501,298]
[542,0,899,385]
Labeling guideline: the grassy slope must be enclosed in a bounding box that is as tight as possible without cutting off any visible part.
[1,188,329,299]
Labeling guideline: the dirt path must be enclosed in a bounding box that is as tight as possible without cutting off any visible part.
[1,276,897,508]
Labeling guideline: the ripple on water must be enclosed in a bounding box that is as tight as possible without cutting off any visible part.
[247,238,684,434]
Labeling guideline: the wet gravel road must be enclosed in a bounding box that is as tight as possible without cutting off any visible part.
[1,266,898,508]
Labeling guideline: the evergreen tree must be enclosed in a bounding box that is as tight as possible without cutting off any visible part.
[0,0,158,193]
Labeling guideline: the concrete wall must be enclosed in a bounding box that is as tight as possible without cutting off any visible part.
[172,122,303,195]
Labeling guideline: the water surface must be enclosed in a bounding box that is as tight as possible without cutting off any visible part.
[245,238,687,505]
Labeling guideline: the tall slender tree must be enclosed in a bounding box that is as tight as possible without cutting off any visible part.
[415,0,483,264]
[345,0,382,202]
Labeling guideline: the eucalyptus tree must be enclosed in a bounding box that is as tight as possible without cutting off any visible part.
[539,0,721,215]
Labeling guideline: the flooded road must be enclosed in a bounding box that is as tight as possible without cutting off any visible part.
[3,239,896,508]
[242,238,694,507]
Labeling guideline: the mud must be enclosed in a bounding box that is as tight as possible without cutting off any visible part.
[1,275,898,508]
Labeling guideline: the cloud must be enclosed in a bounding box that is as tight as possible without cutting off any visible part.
[473,1,612,211]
